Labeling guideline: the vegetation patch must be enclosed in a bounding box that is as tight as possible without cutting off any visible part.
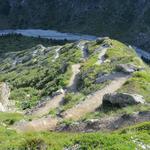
[0,122,149,150]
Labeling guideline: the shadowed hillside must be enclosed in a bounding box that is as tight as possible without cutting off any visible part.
[0,0,150,51]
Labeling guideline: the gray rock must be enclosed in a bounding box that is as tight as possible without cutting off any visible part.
[96,37,109,44]
[103,93,145,107]
[96,73,113,83]
[64,144,80,150]
[116,64,143,74]
[21,55,32,63]
[0,82,12,112]
[56,111,150,132]
[52,89,65,97]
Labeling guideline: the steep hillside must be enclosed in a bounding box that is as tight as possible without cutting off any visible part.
[0,37,150,149]
[0,34,69,54]
[0,37,149,115]
[0,0,150,51]
[0,121,149,149]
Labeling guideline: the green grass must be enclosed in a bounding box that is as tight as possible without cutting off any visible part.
[105,39,145,67]
[0,122,149,150]
[0,112,25,126]
[62,92,85,111]
[0,42,82,110]
[0,34,69,54]
[78,39,146,95]
[119,70,150,102]
[0,37,149,115]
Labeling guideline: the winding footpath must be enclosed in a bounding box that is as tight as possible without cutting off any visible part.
[67,64,81,92]
[62,73,130,120]
[77,41,89,59]
[14,73,129,132]
[13,44,130,132]
[29,93,65,117]
[52,46,62,62]
[15,117,59,132]
[28,64,81,117]
[14,63,81,132]
[96,47,108,64]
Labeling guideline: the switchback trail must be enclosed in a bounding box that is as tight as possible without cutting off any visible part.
[14,117,59,132]
[96,47,108,64]
[29,93,65,117]
[62,73,130,120]
[14,73,129,132]
[27,64,81,117]
[67,64,81,92]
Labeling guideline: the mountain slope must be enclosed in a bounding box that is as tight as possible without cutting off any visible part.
[0,0,150,51]
[0,37,149,116]
[0,36,150,149]
[0,121,149,150]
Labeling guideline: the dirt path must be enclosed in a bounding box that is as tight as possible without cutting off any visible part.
[30,93,65,117]
[15,64,82,131]
[63,73,130,120]
[14,117,59,132]
[67,64,81,92]
[96,48,108,64]
[52,46,62,62]
[77,41,89,59]
[57,111,150,132]
[28,64,81,117]
[14,73,129,132]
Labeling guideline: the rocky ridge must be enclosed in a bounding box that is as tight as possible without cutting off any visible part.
[1,0,150,51]
[0,37,149,133]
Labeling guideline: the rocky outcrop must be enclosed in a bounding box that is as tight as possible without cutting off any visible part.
[95,72,124,84]
[116,64,143,74]
[52,89,65,97]
[1,0,150,51]
[96,37,109,45]
[56,111,150,132]
[102,93,145,108]
[0,82,13,112]
[62,74,129,120]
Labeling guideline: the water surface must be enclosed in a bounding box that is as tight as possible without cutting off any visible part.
[0,29,149,61]
[0,29,97,41]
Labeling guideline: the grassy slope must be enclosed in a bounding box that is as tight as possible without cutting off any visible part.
[48,39,150,119]
[0,37,150,149]
[0,42,82,110]
[77,39,150,120]
[0,34,69,54]
[0,37,149,114]
[1,0,150,51]
[119,71,150,102]
[0,121,149,150]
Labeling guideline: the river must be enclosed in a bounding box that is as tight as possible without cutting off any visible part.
[0,29,97,41]
[0,29,149,61]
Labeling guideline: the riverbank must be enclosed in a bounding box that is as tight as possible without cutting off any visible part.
[0,29,149,62]
[0,29,97,41]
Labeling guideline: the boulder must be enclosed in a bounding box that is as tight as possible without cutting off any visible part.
[56,111,150,132]
[52,89,65,97]
[35,44,45,52]
[116,64,143,74]
[0,103,5,112]
[0,82,11,112]
[96,37,109,44]
[21,55,32,63]
[102,93,145,107]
